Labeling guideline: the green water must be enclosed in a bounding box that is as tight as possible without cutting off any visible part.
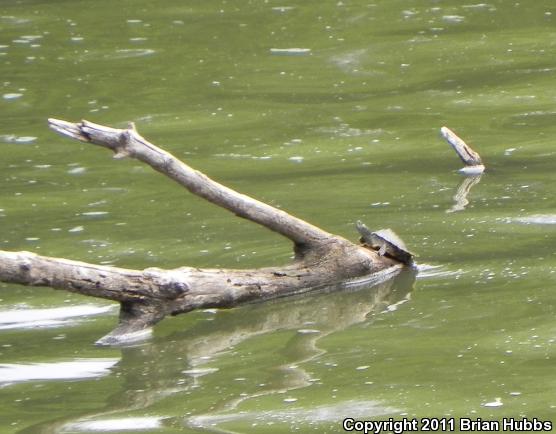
[2,0,556,432]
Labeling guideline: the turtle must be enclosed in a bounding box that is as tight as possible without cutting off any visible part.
[356,221,415,266]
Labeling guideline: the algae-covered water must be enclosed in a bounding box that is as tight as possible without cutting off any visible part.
[1,0,556,432]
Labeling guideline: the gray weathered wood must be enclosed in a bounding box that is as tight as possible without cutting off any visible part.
[440,126,485,175]
[48,118,333,251]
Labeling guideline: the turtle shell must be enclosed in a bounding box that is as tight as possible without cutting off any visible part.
[356,221,415,266]
[369,229,414,265]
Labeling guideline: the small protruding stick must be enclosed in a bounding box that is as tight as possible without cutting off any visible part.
[440,126,485,175]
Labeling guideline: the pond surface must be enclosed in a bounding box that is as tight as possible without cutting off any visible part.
[1,0,556,432]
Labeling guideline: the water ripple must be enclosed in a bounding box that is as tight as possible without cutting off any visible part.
[0,358,118,385]
[416,264,465,279]
[62,417,164,432]
[188,400,399,429]
[512,214,556,225]
[110,49,156,59]
[0,304,114,330]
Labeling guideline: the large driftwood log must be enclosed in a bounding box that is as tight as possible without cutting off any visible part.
[0,119,405,345]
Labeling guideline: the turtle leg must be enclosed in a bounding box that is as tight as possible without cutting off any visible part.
[378,244,387,256]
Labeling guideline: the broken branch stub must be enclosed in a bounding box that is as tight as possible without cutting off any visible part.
[0,119,406,345]
[440,126,485,175]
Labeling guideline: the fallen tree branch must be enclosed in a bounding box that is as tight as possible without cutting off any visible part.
[0,119,407,345]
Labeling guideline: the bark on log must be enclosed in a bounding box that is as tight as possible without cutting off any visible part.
[0,119,406,345]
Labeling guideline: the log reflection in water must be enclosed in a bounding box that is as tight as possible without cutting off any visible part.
[36,270,416,433]
[447,175,483,213]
